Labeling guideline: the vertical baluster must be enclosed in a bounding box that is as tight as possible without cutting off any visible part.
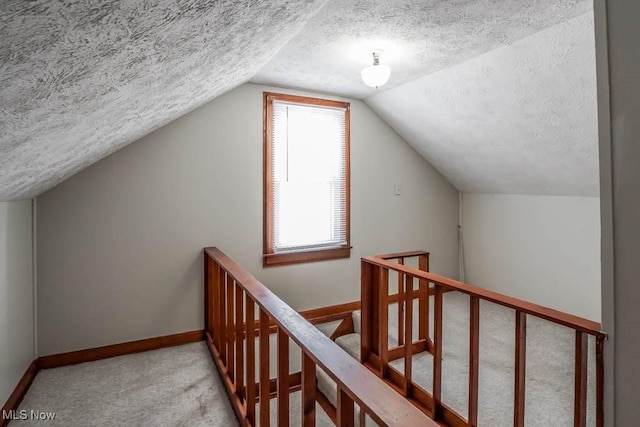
[514,311,527,427]
[379,267,389,376]
[245,298,256,425]
[219,269,227,365]
[259,310,270,427]
[418,254,430,343]
[360,260,374,364]
[359,408,366,427]
[337,388,355,427]
[398,258,405,346]
[433,285,443,419]
[371,265,381,362]
[468,296,480,427]
[301,352,316,427]
[235,283,244,399]
[277,328,290,426]
[227,277,235,383]
[596,335,604,427]
[574,331,588,427]
[404,275,413,397]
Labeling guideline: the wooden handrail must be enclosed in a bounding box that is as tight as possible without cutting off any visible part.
[363,255,604,337]
[204,247,436,426]
[361,251,606,427]
[374,250,430,260]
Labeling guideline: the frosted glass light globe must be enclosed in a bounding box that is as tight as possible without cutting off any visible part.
[361,64,391,88]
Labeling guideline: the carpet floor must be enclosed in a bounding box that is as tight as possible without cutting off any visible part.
[15,342,236,426]
[335,292,597,426]
[15,292,597,426]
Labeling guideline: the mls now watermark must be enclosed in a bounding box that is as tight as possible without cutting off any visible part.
[2,410,56,421]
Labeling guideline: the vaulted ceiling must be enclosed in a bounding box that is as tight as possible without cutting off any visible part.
[0,0,597,201]
[367,13,598,196]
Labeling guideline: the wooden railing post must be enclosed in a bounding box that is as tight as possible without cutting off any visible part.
[360,259,374,364]
[212,261,220,349]
[227,277,235,383]
[403,275,413,397]
[235,283,244,399]
[337,388,355,427]
[245,298,256,425]
[432,285,443,419]
[468,296,480,427]
[397,258,405,346]
[259,309,270,427]
[301,352,316,426]
[277,328,290,426]
[418,254,430,344]
[379,267,389,377]
[514,311,527,427]
[574,331,588,427]
[596,336,604,427]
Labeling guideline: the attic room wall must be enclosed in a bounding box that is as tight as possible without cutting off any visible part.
[0,200,34,404]
[35,83,459,356]
[462,193,600,321]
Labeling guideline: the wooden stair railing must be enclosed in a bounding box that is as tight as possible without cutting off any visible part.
[204,247,436,427]
[361,252,606,427]
[372,251,434,362]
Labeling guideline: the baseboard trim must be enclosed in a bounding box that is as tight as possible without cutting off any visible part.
[37,329,204,370]
[1,361,39,427]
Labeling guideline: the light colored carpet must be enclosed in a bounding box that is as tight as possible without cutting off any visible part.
[15,293,596,427]
[329,292,597,427]
[256,390,334,427]
[14,332,349,427]
[15,342,236,426]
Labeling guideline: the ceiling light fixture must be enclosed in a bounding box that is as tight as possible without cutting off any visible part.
[361,49,391,89]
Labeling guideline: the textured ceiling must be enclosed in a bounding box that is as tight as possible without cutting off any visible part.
[1,0,597,201]
[0,0,329,200]
[367,13,598,196]
[252,0,591,99]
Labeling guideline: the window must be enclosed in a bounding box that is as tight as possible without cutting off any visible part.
[263,92,350,267]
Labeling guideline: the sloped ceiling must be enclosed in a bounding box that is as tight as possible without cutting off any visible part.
[1,0,597,201]
[0,0,329,201]
[252,0,591,100]
[367,13,598,196]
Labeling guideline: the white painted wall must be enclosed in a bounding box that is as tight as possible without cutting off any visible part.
[36,83,459,356]
[0,200,34,405]
[462,193,600,321]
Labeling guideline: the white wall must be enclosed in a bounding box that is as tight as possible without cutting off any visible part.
[36,83,459,356]
[462,193,600,321]
[0,200,34,405]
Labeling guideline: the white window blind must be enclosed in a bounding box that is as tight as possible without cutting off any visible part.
[270,100,348,253]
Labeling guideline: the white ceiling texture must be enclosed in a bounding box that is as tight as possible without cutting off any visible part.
[0,0,597,201]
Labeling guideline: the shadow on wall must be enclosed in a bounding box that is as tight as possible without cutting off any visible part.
[0,200,34,403]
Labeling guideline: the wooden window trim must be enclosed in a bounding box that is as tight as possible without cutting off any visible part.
[263,92,351,267]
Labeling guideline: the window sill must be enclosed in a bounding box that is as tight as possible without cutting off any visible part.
[263,246,351,267]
